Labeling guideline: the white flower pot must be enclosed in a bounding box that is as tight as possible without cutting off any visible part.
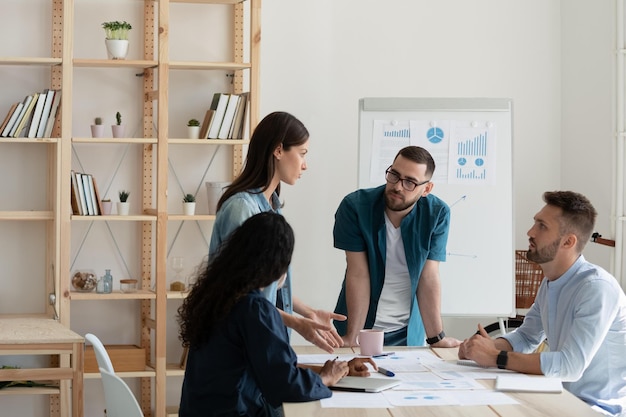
[111,125,125,138]
[183,202,196,215]
[101,201,112,215]
[117,202,130,216]
[187,126,200,139]
[105,39,129,60]
[91,124,105,138]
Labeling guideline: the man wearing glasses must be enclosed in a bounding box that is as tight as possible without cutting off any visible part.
[333,146,461,348]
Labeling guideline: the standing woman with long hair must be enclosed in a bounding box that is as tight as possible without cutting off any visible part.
[208,111,345,353]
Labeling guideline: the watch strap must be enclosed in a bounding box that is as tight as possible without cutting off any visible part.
[426,331,446,345]
[497,350,508,369]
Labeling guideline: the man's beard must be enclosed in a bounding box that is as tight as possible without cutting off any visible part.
[527,237,561,264]
[384,189,418,212]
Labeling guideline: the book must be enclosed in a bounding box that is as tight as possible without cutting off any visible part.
[27,90,48,138]
[217,94,240,139]
[90,176,104,215]
[456,359,489,368]
[75,172,89,216]
[81,173,95,215]
[43,90,62,138]
[36,89,56,138]
[2,102,23,137]
[11,93,38,137]
[0,102,19,136]
[229,92,248,139]
[6,96,32,137]
[87,174,100,216]
[70,170,82,215]
[495,375,562,393]
[199,109,215,140]
[207,93,230,139]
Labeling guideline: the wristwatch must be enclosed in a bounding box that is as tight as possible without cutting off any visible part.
[426,331,446,345]
[497,350,508,369]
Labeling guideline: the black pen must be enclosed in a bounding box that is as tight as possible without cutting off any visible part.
[377,367,395,377]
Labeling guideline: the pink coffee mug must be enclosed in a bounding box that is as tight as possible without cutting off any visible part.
[357,329,384,356]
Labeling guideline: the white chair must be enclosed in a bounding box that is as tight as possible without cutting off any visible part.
[99,367,144,417]
[85,333,115,373]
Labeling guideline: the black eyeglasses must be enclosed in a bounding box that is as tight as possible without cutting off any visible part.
[385,167,429,191]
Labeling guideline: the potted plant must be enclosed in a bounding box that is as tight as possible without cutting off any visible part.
[101,198,112,215]
[187,118,200,139]
[91,117,105,138]
[102,20,132,60]
[117,190,130,215]
[111,111,125,138]
[182,193,196,215]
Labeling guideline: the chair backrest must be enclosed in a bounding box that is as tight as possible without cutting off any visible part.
[85,333,115,373]
[99,368,144,417]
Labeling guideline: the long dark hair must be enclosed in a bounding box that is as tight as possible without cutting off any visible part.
[217,111,309,211]
[178,212,295,347]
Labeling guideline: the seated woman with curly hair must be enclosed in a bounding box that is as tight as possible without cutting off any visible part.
[178,212,375,417]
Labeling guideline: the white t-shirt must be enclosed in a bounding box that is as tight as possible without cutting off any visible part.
[373,213,412,332]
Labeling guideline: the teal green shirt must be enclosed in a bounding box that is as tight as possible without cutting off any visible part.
[333,185,450,346]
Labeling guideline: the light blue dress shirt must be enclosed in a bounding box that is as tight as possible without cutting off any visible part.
[502,255,626,415]
[208,189,293,317]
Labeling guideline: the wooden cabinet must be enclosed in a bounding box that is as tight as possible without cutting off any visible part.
[0,0,259,416]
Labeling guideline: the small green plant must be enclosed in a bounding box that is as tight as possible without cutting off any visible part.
[115,111,122,125]
[102,21,132,40]
[183,193,196,203]
[187,118,200,127]
[118,190,130,202]
[94,117,102,125]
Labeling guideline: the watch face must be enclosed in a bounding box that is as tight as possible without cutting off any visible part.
[497,351,508,369]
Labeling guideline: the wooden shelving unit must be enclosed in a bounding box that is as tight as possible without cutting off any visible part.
[0,0,259,416]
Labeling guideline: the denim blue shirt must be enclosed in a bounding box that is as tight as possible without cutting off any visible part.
[502,255,626,415]
[333,185,450,346]
[208,189,293,317]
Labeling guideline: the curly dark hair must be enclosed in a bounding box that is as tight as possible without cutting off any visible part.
[178,212,295,348]
[217,111,309,211]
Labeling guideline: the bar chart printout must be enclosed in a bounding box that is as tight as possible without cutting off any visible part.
[449,123,496,185]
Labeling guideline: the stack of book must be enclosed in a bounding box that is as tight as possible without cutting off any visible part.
[0,89,62,138]
[70,171,103,216]
[199,92,249,140]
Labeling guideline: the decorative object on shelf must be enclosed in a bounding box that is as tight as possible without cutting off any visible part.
[117,190,130,215]
[206,181,230,215]
[97,269,113,294]
[182,193,196,215]
[111,111,125,138]
[187,118,200,139]
[120,279,138,293]
[71,270,97,292]
[91,117,105,138]
[101,199,112,215]
[171,256,184,283]
[103,20,132,60]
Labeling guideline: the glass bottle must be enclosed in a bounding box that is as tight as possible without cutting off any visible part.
[97,269,113,294]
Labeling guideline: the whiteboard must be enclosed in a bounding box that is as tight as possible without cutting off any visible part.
[358,97,515,318]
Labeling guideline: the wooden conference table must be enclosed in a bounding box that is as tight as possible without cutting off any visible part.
[0,316,84,417]
[284,346,600,417]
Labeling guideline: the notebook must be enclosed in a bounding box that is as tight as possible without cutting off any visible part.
[330,376,401,393]
[495,375,563,393]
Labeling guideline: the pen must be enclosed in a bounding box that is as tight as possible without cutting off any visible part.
[373,351,395,358]
[377,367,395,377]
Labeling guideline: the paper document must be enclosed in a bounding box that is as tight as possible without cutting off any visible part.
[495,375,562,393]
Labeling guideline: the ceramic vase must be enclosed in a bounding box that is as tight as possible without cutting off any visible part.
[105,39,129,60]
[117,202,130,216]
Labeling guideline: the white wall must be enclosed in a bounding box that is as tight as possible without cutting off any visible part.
[260,0,568,343]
